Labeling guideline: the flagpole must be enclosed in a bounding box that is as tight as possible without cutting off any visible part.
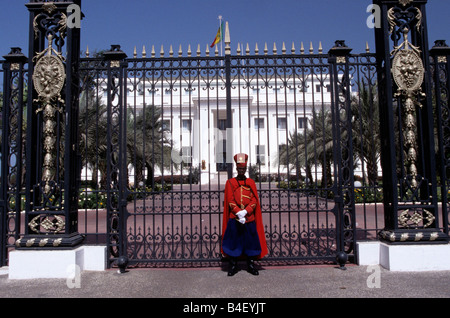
[218,15,223,58]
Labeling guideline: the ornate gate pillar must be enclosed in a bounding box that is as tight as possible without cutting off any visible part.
[328,41,356,265]
[102,45,128,267]
[374,0,448,243]
[15,0,83,249]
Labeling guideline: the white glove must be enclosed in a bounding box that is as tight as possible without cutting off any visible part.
[236,210,248,219]
[238,217,246,224]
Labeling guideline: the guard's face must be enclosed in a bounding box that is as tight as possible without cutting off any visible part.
[237,166,247,176]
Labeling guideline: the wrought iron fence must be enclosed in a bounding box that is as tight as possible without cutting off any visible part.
[3,42,448,267]
[430,43,450,236]
[74,42,386,266]
[1,49,449,264]
[1,0,449,269]
[0,54,29,266]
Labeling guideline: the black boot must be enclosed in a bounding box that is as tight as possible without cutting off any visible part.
[247,259,259,276]
[228,258,238,276]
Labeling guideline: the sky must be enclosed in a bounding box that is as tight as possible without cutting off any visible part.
[1,0,450,58]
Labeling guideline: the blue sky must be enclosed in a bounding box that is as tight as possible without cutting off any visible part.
[1,0,450,58]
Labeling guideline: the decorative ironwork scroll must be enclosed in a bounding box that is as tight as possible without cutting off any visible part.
[32,34,66,195]
[430,40,450,238]
[390,25,425,189]
[0,48,28,265]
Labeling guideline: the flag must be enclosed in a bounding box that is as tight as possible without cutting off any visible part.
[210,21,224,48]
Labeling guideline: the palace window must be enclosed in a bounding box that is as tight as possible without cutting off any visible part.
[182,119,192,132]
[298,117,308,130]
[182,146,192,165]
[254,118,265,130]
[255,145,266,165]
[277,117,287,130]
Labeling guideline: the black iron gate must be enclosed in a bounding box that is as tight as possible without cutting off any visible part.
[77,38,368,267]
[1,0,449,269]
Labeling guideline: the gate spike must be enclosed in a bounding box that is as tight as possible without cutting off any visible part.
[246,43,250,56]
[291,42,296,54]
[264,42,268,55]
[237,43,241,55]
[319,41,323,54]
[215,45,219,56]
[300,42,305,54]
[179,44,183,57]
[187,44,192,57]
[310,41,314,54]
[366,41,370,53]
[255,43,259,55]
[86,45,89,58]
[160,45,164,57]
[282,42,286,55]
[205,44,210,57]
[142,45,146,58]
[169,45,173,57]
[151,45,155,58]
[197,44,201,56]
[133,46,137,58]
[273,42,277,55]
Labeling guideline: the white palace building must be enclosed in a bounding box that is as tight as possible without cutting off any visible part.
[95,71,341,185]
[84,40,372,186]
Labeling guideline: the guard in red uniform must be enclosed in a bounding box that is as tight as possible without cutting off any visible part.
[222,153,268,276]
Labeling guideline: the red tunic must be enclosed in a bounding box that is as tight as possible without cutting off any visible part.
[222,177,268,259]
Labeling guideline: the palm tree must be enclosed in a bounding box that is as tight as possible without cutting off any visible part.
[350,81,380,185]
[79,89,174,190]
[126,105,173,189]
[78,87,108,188]
[78,49,175,191]
[279,109,334,189]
